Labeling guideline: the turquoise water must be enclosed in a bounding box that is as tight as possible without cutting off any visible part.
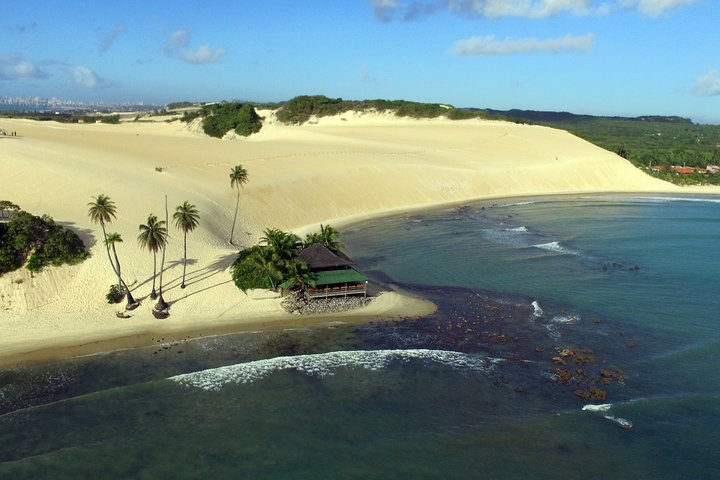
[1,195,718,479]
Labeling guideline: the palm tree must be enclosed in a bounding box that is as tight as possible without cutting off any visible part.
[260,228,301,261]
[250,246,280,290]
[305,224,343,251]
[105,232,138,308]
[137,214,167,300]
[173,201,199,289]
[229,164,249,245]
[87,194,119,282]
[283,260,315,294]
[319,224,343,251]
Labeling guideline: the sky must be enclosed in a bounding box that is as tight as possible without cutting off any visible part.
[1,0,719,123]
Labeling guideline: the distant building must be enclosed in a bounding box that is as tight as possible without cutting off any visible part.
[707,164,720,174]
[672,166,695,174]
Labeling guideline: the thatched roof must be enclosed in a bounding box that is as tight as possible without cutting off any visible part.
[296,244,354,270]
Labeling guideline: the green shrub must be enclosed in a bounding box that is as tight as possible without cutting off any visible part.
[0,208,88,275]
[231,246,274,292]
[201,102,262,138]
[106,285,124,304]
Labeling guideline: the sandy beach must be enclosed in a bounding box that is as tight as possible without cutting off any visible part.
[0,112,714,367]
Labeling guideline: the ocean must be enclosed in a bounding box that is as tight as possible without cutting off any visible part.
[1,194,718,479]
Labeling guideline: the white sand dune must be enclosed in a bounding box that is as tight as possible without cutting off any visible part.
[0,112,710,365]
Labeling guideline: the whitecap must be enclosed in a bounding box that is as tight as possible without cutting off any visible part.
[604,415,633,429]
[170,349,496,391]
[533,241,579,256]
[582,403,633,429]
[507,226,528,232]
[531,300,544,317]
[550,314,580,324]
[582,403,613,412]
[499,201,535,207]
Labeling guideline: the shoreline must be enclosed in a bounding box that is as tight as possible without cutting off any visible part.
[2,116,718,369]
[0,286,436,369]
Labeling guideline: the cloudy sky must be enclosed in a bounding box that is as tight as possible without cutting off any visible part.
[1,0,718,122]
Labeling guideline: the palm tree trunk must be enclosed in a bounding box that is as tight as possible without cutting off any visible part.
[150,252,157,299]
[100,220,120,285]
[155,195,169,312]
[230,188,240,245]
[111,244,137,308]
[181,231,187,288]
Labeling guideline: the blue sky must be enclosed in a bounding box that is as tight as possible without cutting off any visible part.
[1,0,718,122]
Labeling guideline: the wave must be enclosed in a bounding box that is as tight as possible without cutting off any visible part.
[634,196,720,205]
[531,301,544,317]
[507,226,528,232]
[171,349,497,391]
[532,241,580,256]
[582,403,633,429]
[550,314,580,324]
[499,201,536,207]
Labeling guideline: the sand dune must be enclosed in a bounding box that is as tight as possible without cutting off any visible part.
[0,112,703,365]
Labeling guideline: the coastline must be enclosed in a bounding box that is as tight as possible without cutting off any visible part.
[1,115,718,369]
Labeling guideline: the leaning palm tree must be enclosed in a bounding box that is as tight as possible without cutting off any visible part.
[229,164,249,245]
[87,194,119,281]
[173,201,199,289]
[105,232,138,309]
[137,214,167,300]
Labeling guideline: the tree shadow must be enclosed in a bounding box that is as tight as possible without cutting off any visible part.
[57,221,97,249]
[165,253,238,306]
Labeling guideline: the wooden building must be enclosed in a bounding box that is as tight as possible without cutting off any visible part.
[283,244,367,299]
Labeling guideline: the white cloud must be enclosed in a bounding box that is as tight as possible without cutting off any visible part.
[693,69,720,97]
[369,0,699,19]
[370,0,401,21]
[450,0,601,18]
[616,0,698,16]
[452,33,595,55]
[98,24,126,54]
[0,53,47,80]
[72,65,104,88]
[163,30,224,64]
[181,45,226,65]
[370,0,608,20]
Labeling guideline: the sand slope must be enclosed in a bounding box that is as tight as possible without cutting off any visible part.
[0,113,692,364]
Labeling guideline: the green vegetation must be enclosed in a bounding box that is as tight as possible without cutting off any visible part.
[173,201,200,289]
[137,214,167,300]
[179,102,262,138]
[0,207,88,274]
[274,95,486,125]
[231,226,344,293]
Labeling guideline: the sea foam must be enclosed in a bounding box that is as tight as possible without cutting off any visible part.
[170,349,496,391]
[582,403,633,429]
[533,241,579,256]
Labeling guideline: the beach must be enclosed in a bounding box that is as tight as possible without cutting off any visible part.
[0,112,713,367]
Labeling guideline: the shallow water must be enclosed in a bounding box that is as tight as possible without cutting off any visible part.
[1,194,718,479]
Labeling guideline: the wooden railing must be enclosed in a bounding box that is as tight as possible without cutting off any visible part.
[306,283,366,299]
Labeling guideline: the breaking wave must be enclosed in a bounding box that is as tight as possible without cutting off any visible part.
[171,349,497,391]
[533,241,580,256]
[531,301,544,317]
[582,403,633,429]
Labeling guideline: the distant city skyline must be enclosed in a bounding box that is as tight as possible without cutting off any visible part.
[1,1,718,123]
